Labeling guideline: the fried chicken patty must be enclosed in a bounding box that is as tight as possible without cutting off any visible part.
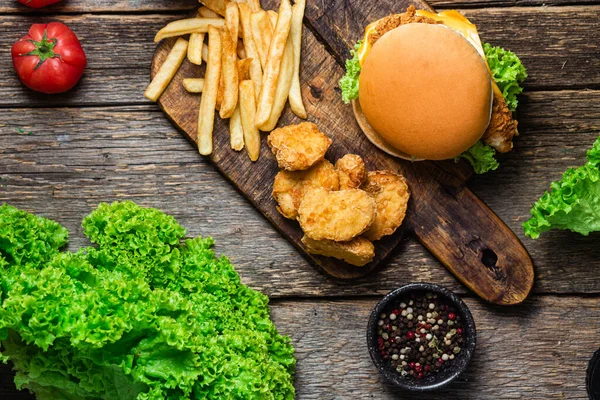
[368,5,518,154]
[369,6,440,46]
[482,91,519,153]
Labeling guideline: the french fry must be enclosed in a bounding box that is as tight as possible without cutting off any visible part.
[288,0,307,119]
[237,40,247,59]
[183,78,205,93]
[225,2,240,43]
[238,3,263,101]
[198,5,222,18]
[257,36,293,131]
[219,27,238,118]
[250,10,274,70]
[144,38,188,102]
[255,0,293,127]
[248,0,261,12]
[230,0,260,12]
[202,45,209,63]
[239,80,260,161]
[199,0,227,16]
[154,18,224,42]
[237,58,253,80]
[197,26,222,156]
[229,105,244,150]
[216,73,224,111]
[267,10,278,23]
[188,32,205,65]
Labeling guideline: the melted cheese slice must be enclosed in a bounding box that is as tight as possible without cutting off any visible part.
[357,10,502,97]
[415,10,484,57]
[357,20,378,67]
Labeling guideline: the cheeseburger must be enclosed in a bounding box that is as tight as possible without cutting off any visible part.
[340,6,527,174]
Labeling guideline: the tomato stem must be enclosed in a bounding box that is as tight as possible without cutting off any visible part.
[22,29,62,70]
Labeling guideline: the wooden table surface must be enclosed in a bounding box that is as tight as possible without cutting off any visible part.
[1,0,599,398]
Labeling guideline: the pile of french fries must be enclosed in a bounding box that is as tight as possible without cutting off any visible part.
[145,0,307,162]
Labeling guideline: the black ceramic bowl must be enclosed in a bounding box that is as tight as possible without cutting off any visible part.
[587,349,600,399]
[367,283,476,391]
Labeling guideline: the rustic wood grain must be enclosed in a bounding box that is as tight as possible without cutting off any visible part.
[1,0,599,14]
[431,0,600,6]
[0,0,599,397]
[0,0,197,13]
[1,296,598,399]
[2,87,599,295]
[151,3,535,302]
[0,7,599,109]
[149,32,409,279]
[145,6,428,281]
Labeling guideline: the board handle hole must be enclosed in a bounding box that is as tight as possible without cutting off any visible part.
[481,248,498,269]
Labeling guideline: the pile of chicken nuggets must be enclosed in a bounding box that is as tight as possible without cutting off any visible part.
[268,122,411,266]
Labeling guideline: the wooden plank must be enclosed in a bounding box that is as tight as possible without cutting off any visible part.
[1,89,599,295]
[0,14,166,107]
[431,0,600,7]
[151,12,534,302]
[1,0,599,14]
[0,8,598,108]
[1,296,598,398]
[0,0,195,13]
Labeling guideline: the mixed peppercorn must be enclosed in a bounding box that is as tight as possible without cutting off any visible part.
[376,291,464,380]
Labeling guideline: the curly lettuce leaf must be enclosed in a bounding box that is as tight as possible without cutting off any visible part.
[0,201,295,399]
[456,44,525,173]
[0,204,68,271]
[484,43,528,112]
[339,40,363,104]
[454,141,500,175]
[524,137,600,239]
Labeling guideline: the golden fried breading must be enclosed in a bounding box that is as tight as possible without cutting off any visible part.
[362,171,410,241]
[267,122,332,171]
[302,235,375,267]
[272,160,339,220]
[369,5,440,46]
[335,154,367,190]
[298,188,377,241]
[482,91,519,153]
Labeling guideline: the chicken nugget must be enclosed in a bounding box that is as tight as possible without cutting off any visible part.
[335,154,367,189]
[298,188,377,241]
[302,235,375,267]
[362,171,410,241]
[272,159,339,220]
[267,122,332,171]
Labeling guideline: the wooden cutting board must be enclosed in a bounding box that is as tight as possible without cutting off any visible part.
[150,1,534,305]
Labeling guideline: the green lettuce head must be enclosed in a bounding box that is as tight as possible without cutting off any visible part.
[0,201,296,400]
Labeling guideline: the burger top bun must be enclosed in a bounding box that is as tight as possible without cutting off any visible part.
[358,23,493,160]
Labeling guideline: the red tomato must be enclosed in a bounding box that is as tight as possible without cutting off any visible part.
[17,0,62,8]
[12,22,87,94]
